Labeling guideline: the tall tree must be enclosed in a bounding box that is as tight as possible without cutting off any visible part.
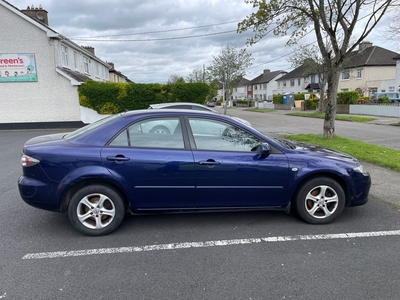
[167,74,185,84]
[238,0,397,138]
[288,44,327,112]
[186,67,208,83]
[208,43,253,114]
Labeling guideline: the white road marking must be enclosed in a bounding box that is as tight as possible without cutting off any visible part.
[22,230,400,260]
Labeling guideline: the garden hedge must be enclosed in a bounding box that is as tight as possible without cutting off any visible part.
[78,81,210,114]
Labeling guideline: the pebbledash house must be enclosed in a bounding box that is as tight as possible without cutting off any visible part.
[0,1,129,129]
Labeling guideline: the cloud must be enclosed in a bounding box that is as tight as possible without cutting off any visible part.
[9,0,398,83]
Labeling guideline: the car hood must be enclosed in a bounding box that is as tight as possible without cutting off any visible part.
[283,139,360,164]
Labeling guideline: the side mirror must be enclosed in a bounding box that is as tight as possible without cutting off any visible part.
[251,143,270,158]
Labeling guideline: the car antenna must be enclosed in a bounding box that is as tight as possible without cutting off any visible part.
[115,98,129,112]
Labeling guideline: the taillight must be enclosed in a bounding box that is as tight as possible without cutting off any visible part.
[21,154,40,167]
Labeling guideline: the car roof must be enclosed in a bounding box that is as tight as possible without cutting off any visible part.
[149,102,209,109]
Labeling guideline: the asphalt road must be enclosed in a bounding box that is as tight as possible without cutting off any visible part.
[1,114,400,300]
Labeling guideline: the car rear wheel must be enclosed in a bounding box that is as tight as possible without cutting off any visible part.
[294,177,345,224]
[150,125,170,134]
[68,185,126,236]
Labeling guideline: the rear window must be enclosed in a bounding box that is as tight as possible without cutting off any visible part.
[64,114,120,140]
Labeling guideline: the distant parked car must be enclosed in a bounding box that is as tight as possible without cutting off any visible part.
[148,102,251,127]
[206,100,215,107]
[18,109,371,236]
[370,92,400,103]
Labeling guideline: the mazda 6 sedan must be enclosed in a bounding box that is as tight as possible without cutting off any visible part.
[18,109,371,236]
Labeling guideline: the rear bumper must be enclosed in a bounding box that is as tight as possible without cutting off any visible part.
[18,176,62,212]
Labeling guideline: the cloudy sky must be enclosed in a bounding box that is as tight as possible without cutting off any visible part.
[9,0,400,83]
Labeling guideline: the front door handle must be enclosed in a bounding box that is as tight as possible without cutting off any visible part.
[198,160,220,166]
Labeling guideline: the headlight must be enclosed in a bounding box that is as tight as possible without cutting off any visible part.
[353,164,368,174]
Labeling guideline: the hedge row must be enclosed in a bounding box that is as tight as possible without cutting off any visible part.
[78,81,210,114]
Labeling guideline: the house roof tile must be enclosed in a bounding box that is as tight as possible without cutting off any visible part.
[249,70,287,84]
[344,45,398,68]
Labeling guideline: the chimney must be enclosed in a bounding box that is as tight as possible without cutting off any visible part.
[21,5,49,26]
[263,69,270,74]
[359,41,373,51]
[107,62,115,70]
[82,46,95,55]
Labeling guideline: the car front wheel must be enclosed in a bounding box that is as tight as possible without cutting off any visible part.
[68,185,126,236]
[294,177,345,224]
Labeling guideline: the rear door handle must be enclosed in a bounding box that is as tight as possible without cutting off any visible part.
[106,155,130,162]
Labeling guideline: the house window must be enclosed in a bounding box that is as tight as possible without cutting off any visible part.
[283,81,287,87]
[357,69,362,79]
[73,51,78,70]
[254,85,257,90]
[298,78,301,85]
[61,45,68,67]
[389,86,395,92]
[342,71,350,80]
[278,82,280,87]
[311,74,316,83]
[369,87,377,95]
[83,56,90,74]
[104,66,109,80]
[95,63,100,77]
[290,79,295,86]
[341,88,349,92]
[263,83,267,89]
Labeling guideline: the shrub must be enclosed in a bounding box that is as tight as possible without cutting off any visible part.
[337,91,359,104]
[304,99,319,110]
[78,81,210,114]
[273,94,283,104]
[378,96,391,103]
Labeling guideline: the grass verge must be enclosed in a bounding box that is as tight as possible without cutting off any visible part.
[282,134,400,172]
[244,108,275,113]
[287,112,375,123]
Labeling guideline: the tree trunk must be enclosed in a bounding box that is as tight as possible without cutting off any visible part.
[223,89,228,115]
[323,68,340,139]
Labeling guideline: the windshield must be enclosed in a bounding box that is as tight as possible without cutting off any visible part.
[64,114,120,140]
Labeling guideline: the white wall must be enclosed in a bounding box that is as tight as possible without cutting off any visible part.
[1,5,82,123]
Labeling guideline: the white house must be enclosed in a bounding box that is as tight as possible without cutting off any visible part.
[0,1,114,128]
[249,69,287,101]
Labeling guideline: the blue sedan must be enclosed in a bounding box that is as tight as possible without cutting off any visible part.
[18,109,371,236]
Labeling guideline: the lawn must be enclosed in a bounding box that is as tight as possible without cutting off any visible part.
[244,108,275,113]
[282,134,400,172]
[287,112,375,123]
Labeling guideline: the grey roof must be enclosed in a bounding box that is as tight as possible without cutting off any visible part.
[343,45,398,68]
[277,65,313,81]
[233,76,250,87]
[58,67,92,83]
[249,70,287,84]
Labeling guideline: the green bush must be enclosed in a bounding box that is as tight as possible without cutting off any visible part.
[78,81,210,114]
[304,99,319,110]
[337,91,359,104]
[378,96,391,103]
[236,100,250,105]
[273,94,283,104]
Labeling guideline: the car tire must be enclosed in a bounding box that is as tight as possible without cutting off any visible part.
[150,125,171,134]
[293,177,345,224]
[68,185,126,236]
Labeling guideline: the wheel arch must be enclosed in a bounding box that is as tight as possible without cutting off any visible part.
[290,172,350,206]
[61,179,130,213]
